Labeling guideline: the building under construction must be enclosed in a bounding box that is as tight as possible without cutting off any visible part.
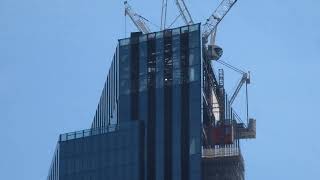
[46,1,256,180]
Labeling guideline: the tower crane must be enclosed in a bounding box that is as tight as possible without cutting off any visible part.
[216,59,255,139]
[202,0,237,44]
[216,60,250,106]
[172,0,238,60]
[202,0,238,60]
[175,0,194,25]
[124,1,151,34]
[124,0,238,46]
[229,72,250,105]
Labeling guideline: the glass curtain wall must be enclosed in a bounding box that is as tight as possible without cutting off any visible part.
[89,24,202,180]
[118,24,202,180]
[188,24,202,180]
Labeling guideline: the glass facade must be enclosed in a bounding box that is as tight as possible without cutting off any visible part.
[48,24,203,180]
[91,48,119,128]
[47,122,144,180]
[118,24,202,180]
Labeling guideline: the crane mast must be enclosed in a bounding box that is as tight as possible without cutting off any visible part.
[175,0,194,25]
[202,0,237,44]
[124,1,151,34]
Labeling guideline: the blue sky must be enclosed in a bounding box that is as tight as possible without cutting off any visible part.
[1,0,319,179]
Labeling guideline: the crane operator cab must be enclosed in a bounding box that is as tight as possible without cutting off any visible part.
[204,29,223,61]
[207,44,223,60]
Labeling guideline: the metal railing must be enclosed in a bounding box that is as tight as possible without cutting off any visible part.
[59,125,118,142]
[59,122,142,142]
[202,145,241,158]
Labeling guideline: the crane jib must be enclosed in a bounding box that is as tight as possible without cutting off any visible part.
[202,0,238,42]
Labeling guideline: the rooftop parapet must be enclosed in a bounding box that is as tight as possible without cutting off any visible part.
[59,122,142,142]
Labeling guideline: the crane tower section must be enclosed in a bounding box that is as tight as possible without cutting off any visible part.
[202,0,238,44]
[124,1,151,34]
[175,0,194,25]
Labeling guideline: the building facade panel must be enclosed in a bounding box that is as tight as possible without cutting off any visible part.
[56,122,143,180]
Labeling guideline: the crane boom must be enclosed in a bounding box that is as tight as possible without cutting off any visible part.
[202,0,237,44]
[124,1,151,34]
[175,0,194,25]
[216,60,250,105]
[229,72,250,105]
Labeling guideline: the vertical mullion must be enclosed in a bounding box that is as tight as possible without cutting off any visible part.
[164,30,173,180]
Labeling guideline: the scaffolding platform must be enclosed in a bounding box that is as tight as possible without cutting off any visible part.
[202,153,244,180]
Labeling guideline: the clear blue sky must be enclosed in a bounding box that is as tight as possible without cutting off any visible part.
[1,0,319,179]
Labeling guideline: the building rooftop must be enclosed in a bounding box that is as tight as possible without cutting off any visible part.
[59,122,141,142]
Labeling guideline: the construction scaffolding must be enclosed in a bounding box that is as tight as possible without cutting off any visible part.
[202,151,244,180]
[202,36,253,180]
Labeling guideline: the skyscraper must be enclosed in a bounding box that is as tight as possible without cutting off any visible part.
[47,23,255,180]
[48,24,202,180]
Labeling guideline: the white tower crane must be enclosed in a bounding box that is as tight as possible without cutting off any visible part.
[202,0,238,44]
[172,0,238,61]
[124,1,151,34]
[215,59,250,106]
[124,0,238,42]
[202,0,238,60]
[175,0,194,25]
